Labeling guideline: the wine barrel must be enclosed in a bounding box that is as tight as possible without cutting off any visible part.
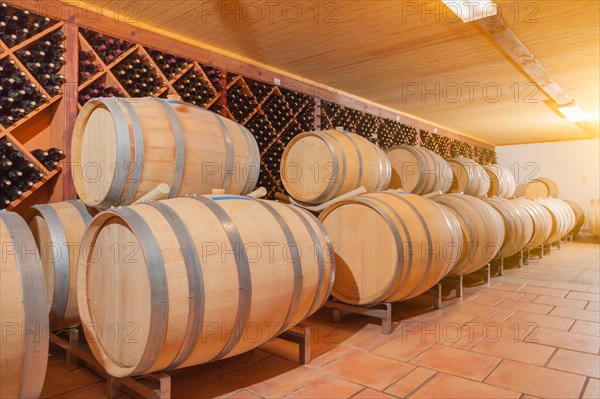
[280,130,391,204]
[72,97,260,210]
[563,199,585,237]
[538,178,559,197]
[433,194,504,275]
[447,157,490,197]
[28,200,97,329]
[483,198,534,258]
[1,211,49,399]
[77,195,334,378]
[319,191,462,305]
[513,198,552,250]
[588,199,600,236]
[484,164,516,198]
[535,198,576,243]
[386,145,452,195]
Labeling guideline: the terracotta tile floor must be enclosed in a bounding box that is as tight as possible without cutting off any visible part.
[42,240,599,398]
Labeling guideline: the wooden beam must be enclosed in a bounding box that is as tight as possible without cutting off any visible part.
[7,0,494,151]
[62,22,79,200]
[474,16,573,106]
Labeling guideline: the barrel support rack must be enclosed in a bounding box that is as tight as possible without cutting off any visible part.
[324,300,394,335]
[426,275,463,310]
[50,324,312,399]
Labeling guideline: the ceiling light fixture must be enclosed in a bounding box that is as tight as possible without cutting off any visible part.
[557,103,589,122]
[441,0,498,22]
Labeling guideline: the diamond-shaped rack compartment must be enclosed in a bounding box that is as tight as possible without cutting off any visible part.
[262,90,294,132]
[0,5,57,48]
[111,47,168,97]
[226,77,259,124]
[0,56,49,128]
[78,72,127,106]
[171,63,220,108]
[247,78,275,104]
[377,120,418,150]
[14,29,65,98]
[146,47,191,81]
[245,112,277,154]
[80,28,135,65]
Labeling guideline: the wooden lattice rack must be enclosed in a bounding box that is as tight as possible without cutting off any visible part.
[2,2,496,207]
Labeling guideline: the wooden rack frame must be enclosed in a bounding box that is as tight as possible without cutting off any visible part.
[3,0,496,208]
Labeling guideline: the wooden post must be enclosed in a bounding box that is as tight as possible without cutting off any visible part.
[62,22,79,200]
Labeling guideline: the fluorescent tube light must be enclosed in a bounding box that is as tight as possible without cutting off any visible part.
[558,104,588,122]
[441,0,498,22]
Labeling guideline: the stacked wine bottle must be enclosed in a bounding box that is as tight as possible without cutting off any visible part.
[0,57,47,127]
[0,2,52,47]
[15,30,65,97]
[81,28,134,64]
[174,68,217,107]
[0,137,45,209]
[31,147,65,171]
[112,53,166,97]
[227,81,258,122]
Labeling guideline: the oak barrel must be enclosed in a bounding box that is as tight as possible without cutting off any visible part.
[433,194,504,275]
[562,199,585,237]
[484,164,516,198]
[319,191,462,305]
[483,198,534,258]
[588,199,600,236]
[447,157,490,197]
[0,211,49,399]
[538,178,559,197]
[513,198,552,250]
[386,145,452,195]
[535,198,576,243]
[280,130,391,204]
[77,195,334,378]
[72,97,260,209]
[28,200,97,329]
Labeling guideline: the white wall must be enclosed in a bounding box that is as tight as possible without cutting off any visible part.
[496,139,600,214]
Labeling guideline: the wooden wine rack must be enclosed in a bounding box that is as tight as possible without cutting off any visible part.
[322,100,496,165]
[0,7,64,211]
[2,2,496,208]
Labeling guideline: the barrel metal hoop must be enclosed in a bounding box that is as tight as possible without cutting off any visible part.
[406,146,427,194]
[303,211,336,306]
[112,207,169,376]
[120,100,145,205]
[253,200,303,335]
[67,200,93,225]
[363,196,413,300]
[96,99,131,209]
[417,146,438,194]
[339,197,404,304]
[320,131,347,201]
[212,113,235,191]
[146,202,205,370]
[191,196,252,361]
[344,133,363,191]
[30,204,70,323]
[155,99,185,198]
[236,124,260,195]
[379,192,433,299]
[1,212,49,399]
[286,206,326,319]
